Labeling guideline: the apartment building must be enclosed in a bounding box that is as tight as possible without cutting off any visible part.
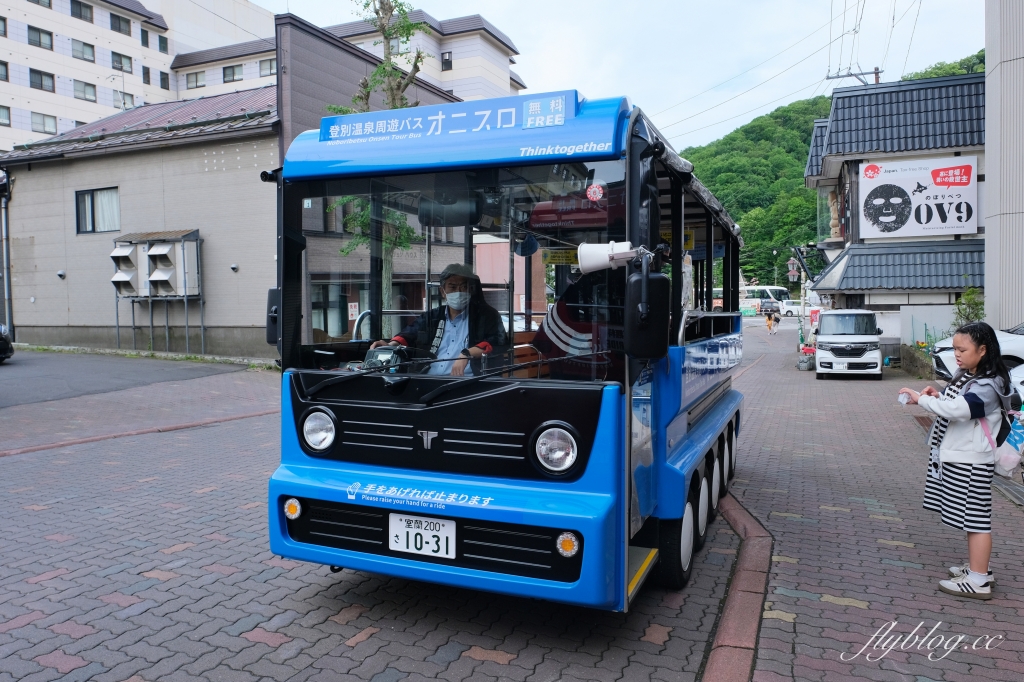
[0,0,273,150]
[167,9,525,105]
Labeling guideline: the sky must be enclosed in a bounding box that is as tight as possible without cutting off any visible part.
[248,0,985,149]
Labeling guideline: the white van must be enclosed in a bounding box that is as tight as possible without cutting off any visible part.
[739,285,789,314]
[814,309,883,380]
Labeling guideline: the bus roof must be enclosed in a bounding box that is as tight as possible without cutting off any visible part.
[282,90,631,180]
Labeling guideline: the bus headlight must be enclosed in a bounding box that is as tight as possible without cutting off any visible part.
[535,427,577,472]
[283,497,302,520]
[302,410,335,451]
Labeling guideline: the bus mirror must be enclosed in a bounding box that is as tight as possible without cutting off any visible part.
[577,241,635,274]
[418,195,482,228]
[624,271,670,360]
[266,288,280,345]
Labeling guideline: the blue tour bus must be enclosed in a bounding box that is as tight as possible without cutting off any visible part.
[266,90,743,611]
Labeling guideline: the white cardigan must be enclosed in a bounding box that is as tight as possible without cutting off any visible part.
[918,375,1009,465]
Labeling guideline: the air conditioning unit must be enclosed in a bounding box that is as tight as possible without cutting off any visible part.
[110,243,149,296]
[147,241,199,296]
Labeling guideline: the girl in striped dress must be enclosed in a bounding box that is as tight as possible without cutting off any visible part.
[899,322,1012,600]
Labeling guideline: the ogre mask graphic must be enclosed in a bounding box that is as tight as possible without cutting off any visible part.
[863,184,912,233]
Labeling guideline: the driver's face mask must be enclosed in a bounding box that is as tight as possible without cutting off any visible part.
[445,291,471,311]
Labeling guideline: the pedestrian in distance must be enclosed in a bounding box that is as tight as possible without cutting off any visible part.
[765,311,774,334]
[899,322,1013,600]
[771,311,782,334]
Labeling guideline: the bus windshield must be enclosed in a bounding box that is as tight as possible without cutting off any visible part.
[287,159,627,383]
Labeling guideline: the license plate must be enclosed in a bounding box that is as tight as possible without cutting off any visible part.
[389,514,455,559]
[834,362,848,370]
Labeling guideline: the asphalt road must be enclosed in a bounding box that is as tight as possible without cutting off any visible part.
[0,350,243,409]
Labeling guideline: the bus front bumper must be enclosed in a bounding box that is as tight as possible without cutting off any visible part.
[268,465,623,610]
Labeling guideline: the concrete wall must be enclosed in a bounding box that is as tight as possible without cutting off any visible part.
[5,131,279,355]
[985,0,1024,330]
[900,304,956,345]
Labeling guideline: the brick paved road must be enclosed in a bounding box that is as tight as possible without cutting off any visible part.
[734,324,1024,682]
[0,352,739,682]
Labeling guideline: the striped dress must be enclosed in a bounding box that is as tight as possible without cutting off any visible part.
[922,373,995,533]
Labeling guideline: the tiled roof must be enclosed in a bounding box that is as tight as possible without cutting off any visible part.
[325,10,519,54]
[510,69,526,89]
[0,87,277,163]
[804,118,828,178]
[823,73,984,158]
[170,37,275,70]
[106,0,168,30]
[811,240,984,292]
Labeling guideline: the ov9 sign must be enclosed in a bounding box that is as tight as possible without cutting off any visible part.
[860,156,978,238]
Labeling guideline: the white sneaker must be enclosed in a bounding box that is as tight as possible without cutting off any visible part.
[948,562,994,585]
[938,573,992,600]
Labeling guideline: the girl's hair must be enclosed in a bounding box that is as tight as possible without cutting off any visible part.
[954,321,1010,389]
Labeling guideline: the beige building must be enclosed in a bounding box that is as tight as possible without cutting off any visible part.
[984,0,1024,331]
[0,0,274,151]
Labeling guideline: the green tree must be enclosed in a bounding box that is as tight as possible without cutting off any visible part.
[327,0,429,337]
[953,285,985,328]
[680,95,832,289]
[903,49,984,81]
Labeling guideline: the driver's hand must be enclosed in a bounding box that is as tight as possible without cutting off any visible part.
[451,357,469,376]
[370,340,391,350]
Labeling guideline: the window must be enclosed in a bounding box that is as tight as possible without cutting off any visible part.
[113,90,133,109]
[73,79,96,101]
[158,35,167,53]
[388,37,407,54]
[30,68,55,92]
[441,51,452,71]
[222,64,243,82]
[111,51,132,73]
[0,62,7,82]
[259,58,276,77]
[28,26,53,50]
[0,17,6,37]
[28,0,51,8]
[110,13,130,35]
[76,188,120,233]
[186,71,204,89]
[140,28,148,48]
[159,71,169,90]
[71,0,92,22]
[72,39,94,62]
[0,107,9,127]
[31,112,57,134]
[142,65,150,84]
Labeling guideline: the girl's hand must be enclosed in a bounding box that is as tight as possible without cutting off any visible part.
[920,386,941,398]
[898,388,921,405]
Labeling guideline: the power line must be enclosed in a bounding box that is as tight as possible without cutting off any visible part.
[881,0,897,71]
[659,32,847,131]
[668,77,825,141]
[901,0,924,78]
[883,0,923,70]
[183,0,276,49]
[652,2,862,118]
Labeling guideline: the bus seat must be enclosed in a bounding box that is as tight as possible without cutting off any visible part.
[514,330,537,345]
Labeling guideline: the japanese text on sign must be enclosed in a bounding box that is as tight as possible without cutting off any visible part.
[541,249,579,266]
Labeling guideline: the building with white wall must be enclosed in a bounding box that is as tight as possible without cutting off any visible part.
[0,0,274,151]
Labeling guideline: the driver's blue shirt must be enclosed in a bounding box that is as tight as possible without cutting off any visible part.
[429,306,472,376]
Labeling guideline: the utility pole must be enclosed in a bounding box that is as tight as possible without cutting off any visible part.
[826,67,883,86]
[1,171,13,339]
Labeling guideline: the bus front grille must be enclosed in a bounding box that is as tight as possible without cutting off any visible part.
[285,497,583,583]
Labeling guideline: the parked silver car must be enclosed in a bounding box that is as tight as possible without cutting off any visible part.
[931,323,1024,380]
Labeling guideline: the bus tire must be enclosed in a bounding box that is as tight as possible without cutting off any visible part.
[657,487,698,589]
[727,424,736,479]
[695,467,710,551]
[717,439,729,498]
[708,452,721,521]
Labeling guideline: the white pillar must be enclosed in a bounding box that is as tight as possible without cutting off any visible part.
[985,0,1024,329]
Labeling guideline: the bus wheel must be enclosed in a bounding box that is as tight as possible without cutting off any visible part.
[709,452,721,521]
[695,468,710,550]
[657,487,698,589]
[717,441,729,498]
[727,425,736,479]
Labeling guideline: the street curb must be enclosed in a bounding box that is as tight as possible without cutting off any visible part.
[0,409,280,458]
[703,493,773,682]
[12,343,279,370]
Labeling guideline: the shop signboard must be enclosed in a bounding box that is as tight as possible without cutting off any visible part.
[859,156,977,238]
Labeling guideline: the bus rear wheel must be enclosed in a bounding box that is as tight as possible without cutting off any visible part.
[717,441,729,498]
[695,468,710,550]
[657,486,698,589]
[709,452,721,521]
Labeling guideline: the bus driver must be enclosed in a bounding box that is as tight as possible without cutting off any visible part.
[370,263,507,376]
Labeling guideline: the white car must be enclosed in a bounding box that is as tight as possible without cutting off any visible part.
[780,300,803,317]
[1011,364,1024,405]
[931,323,1024,380]
[814,309,883,380]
